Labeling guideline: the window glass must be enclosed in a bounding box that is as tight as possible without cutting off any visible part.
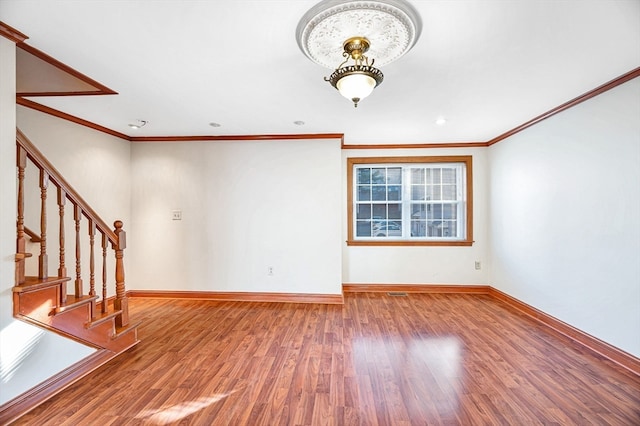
[349,157,471,245]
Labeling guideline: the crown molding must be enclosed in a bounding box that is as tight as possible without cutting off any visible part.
[488,67,640,146]
[0,21,28,43]
[17,43,117,97]
[18,97,344,143]
[19,66,638,145]
[341,142,488,149]
[17,97,130,140]
[129,133,344,142]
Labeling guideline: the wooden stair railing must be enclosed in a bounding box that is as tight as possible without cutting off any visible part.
[15,128,131,329]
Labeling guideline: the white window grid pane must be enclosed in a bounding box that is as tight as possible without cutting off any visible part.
[355,201,403,238]
[354,163,466,240]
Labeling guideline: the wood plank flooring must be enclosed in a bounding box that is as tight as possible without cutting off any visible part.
[11,293,640,425]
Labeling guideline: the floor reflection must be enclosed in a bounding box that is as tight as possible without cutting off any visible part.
[136,392,235,424]
[352,335,463,421]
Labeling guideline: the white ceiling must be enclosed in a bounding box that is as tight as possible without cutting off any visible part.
[2,0,639,144]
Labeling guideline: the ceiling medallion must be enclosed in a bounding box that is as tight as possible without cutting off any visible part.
[296,0,422,107]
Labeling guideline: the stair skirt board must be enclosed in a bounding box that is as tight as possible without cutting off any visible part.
[13,275,139,348]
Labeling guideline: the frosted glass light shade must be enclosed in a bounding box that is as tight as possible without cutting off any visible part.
[336,73,377,101]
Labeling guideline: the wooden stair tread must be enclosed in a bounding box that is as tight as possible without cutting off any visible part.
[86,309,123,329]
[56,294,99,314]
[13,276,71,293]
[114,321,142,339]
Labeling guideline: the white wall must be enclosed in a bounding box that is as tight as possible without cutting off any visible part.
[342,148,489,285]
[129,139,343,295]
[16,107,131,233]
[0,39,95,406]
[488,78,640,357]
[0,38,17,328]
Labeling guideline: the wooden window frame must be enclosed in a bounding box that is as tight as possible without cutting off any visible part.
[347,155,473,246]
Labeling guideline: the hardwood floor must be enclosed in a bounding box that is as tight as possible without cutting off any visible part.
[11,293,640,425]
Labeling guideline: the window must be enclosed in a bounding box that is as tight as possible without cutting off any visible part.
[347,156,473,246]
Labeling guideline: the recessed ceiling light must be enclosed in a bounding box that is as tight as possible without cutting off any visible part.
[435,117,447,126]
[294,120,305,126]
[128,119,148,129]
[209,122,221,128]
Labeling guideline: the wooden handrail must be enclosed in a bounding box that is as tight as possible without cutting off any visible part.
[15,128,129,326]
[16,129,117,243]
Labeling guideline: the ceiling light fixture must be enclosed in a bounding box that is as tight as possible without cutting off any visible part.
[325,36,383,107]
[128,120,147,129]
[297,0,422,108]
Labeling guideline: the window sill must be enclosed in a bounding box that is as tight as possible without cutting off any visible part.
[346,240,474,247]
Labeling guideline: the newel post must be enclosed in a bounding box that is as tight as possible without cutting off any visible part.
[113,220,129,327]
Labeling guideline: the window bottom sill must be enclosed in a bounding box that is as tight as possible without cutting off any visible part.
[346,240,474,247]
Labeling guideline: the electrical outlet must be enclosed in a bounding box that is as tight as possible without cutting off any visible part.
[172,210,182,220]
[475,261,481,270]
[267,266,274,276]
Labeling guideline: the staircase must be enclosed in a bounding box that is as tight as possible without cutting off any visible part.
[12,128,140,364]
[13,276,139,354]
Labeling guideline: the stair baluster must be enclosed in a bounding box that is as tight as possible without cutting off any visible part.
[57,188,67,305]
[16,145,27,285]
[88,220,96,320]
[101,233,108,314]
[57,188,67,278]
[38,170,49,279]
[74,205,83,297]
